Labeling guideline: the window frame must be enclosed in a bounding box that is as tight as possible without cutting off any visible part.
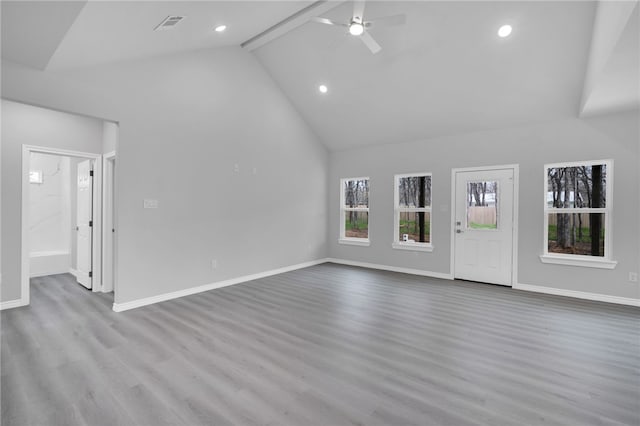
[540,159,617,269]
[339,176,370,246]
[393,172,433,252]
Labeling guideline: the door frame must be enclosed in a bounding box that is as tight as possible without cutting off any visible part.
[449,164,519,286]
[102,151,117,293]
[21,145,103,306]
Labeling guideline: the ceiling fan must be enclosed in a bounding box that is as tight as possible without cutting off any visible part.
[310,0,406,54]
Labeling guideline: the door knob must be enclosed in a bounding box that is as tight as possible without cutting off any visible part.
[456,229,463,234]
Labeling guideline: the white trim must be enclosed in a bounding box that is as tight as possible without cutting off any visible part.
[339,176,370,243]
[0,299,29,311]
[326,258,454,280]
[102,151,116,293]
[539,254,617,269]
[514,282,640,307]
[543,159,614,264]
[392,242,434,252]
[21,145,103,306]
[338,238,370,247]
[393,173,433,248]
[69,268,78,277]
[112,258,330,312]
[450,164,519,286]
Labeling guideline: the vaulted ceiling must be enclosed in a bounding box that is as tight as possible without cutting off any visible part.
[2,1,638,150]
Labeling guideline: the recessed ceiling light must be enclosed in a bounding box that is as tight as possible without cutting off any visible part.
[318,84,328,94]
[214,25,227,33]
[498,24,512,38]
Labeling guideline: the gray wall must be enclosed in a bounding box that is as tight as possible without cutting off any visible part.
[329,110,640,300]
[2,46,328,304]
[1,100,104,301]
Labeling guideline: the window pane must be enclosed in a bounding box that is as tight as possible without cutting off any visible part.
[466,181,498,229]
[398,176,431,208]
[547,164,606,208]
[344,179,369,208]
[398,211,431,243]
[345,211,368,239]
[547,213,605,256]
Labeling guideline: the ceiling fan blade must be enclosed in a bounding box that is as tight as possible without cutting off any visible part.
[311,17,347,27]
[353,0,366,22]
[367,14,406,27]
[360,31,381,54]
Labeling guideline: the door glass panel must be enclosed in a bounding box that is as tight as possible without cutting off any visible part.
[466,181,498,229]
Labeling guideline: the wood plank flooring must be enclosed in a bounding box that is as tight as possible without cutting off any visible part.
[2,264,639,425]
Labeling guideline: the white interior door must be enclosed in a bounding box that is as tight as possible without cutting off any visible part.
[76,160,93,289]
[454,167,515,286]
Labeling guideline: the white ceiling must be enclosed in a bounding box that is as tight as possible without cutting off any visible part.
[254,1,599,150]
[2,1,314,70]
[1,1,638,150]
[1,0,87,69]
[582,3,639,116]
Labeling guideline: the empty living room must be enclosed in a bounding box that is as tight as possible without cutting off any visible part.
[1,1,639,425]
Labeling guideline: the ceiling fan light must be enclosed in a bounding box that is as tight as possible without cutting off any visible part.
[349,22,364,36]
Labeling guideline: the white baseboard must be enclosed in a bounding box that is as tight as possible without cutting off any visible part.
[0,298,28,311]
[326,258,454,280]
[30,251,70,278]
[514,283,640,307]
[68,268,78,278]
[112,258,330,312]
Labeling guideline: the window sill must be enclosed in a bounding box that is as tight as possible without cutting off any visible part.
[392,243,434,252]
[339,238,370,247]
[539,254,617,269]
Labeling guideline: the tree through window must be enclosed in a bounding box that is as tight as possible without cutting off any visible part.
[544,161,610,258]
[394,173,432,249]
[340,177,370,242]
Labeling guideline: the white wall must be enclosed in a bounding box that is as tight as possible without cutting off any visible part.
[29,153,71,254]
[329,110,640,301]
[103,121,118,154]
[28,153,74,277]
[1,101,104,301]
[2,46,328,305]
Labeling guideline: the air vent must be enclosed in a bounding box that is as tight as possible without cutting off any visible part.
[154,15,185,31]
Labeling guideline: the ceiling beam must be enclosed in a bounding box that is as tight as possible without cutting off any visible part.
[241,0,345,52]
[579,0,638,115]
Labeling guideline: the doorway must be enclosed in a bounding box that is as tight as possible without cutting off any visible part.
[451,165,519,286]
[21,145,103,305]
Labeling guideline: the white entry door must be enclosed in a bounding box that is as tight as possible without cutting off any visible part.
[454,167,515,286]
[76,160,93,289]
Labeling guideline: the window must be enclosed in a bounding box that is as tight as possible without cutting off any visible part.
[541,160,616,269]
[393,173,433,251]
[340,177,370,246]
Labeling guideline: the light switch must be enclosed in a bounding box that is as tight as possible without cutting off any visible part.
[144,199,159,209]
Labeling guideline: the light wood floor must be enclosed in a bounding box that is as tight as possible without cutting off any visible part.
[2,264,639,426]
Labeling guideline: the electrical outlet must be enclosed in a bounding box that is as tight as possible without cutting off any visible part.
[233,164,240,173]
[211,259,217,270]
[629,272,638,282]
